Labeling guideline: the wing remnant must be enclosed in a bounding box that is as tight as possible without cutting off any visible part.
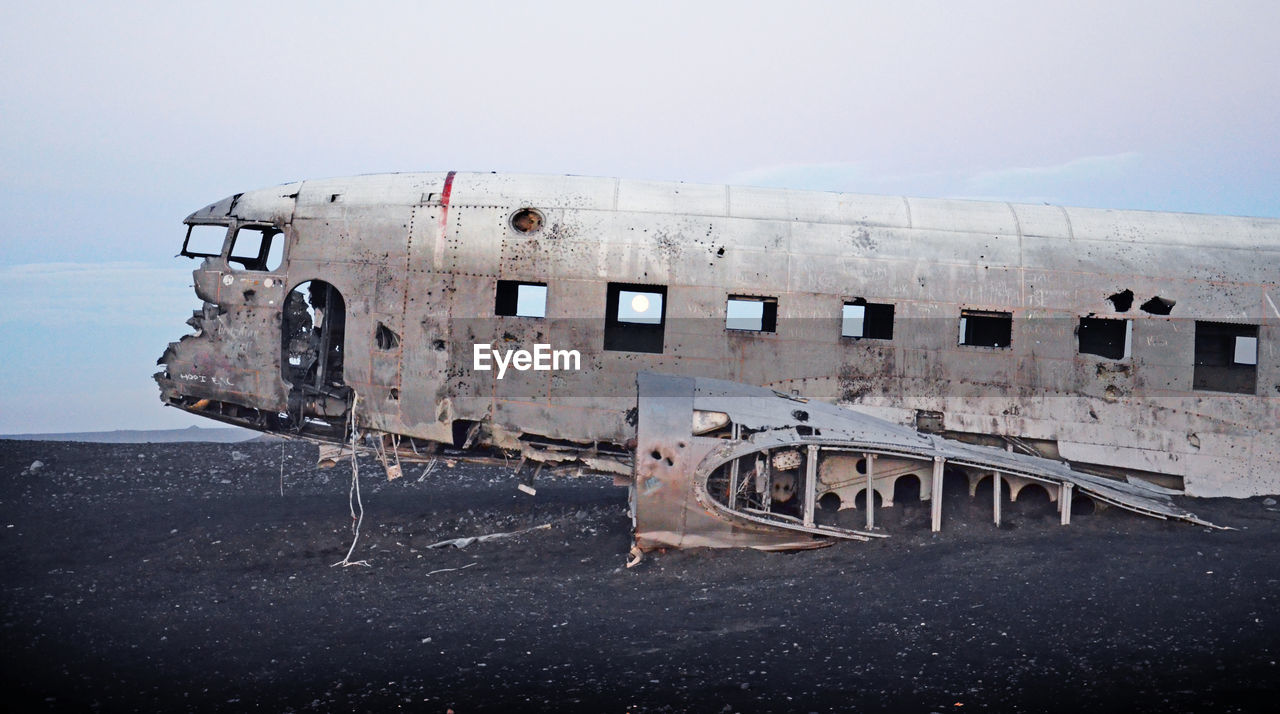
[631,373,1221,551]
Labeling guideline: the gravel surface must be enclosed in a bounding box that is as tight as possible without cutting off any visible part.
[2,439,1279,712]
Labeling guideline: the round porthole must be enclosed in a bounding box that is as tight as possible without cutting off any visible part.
[510,208,544,233]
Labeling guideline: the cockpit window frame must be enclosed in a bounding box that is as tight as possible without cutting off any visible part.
[181,221,286,272]
[227,224,285,272]
[181,223,231,259]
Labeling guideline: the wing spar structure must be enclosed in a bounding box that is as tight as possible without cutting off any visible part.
[631,373,1221,551]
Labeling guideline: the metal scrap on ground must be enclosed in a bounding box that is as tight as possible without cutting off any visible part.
[426,523,553,550]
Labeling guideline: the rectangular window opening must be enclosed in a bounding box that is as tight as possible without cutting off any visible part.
[182,224,229,258]
[495,280,547,318]
[959,309,1012,348]
[1078,316,1131,360]
[726,296,778,333]
[227,226,283,272]
[604,282,667,353]
[842,299,894,340]
[1194,321,1258,394]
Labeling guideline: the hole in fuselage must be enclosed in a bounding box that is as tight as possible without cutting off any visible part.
[511,208,544,233]
[375,322,401,350]
[1107,289,1134,312]
[1140,296,1175,315]
[452,420,479,449]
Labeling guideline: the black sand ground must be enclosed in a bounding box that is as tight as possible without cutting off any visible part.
[2,439,1278,712]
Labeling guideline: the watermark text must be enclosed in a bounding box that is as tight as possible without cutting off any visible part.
[473,343,581,379]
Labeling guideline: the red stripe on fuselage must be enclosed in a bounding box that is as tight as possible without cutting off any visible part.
[438,170,456,234]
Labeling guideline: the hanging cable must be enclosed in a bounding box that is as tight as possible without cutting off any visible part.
[333,391,370,568]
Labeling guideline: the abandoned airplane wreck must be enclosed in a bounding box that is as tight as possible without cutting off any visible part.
[155,171,1277,550]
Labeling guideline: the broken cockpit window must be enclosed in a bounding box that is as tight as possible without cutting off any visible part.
[1193,321,1258,394]
[842,299,894,340]
[1078,316,1131,360]
[182,224,229,257]
[495,280,547,318]
[228,226,284,272]
[958,310,1012,348]
[604,283,667,353]
[726,296,778,333]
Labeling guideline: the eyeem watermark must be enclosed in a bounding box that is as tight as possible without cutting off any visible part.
[473,343,581,379]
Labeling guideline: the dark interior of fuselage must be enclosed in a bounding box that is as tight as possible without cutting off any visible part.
[281,280,349,421]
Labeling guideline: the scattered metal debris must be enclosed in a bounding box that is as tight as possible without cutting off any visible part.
[426,523,553,550]
[425,563,479,576]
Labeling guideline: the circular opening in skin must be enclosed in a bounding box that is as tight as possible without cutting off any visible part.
[511,208,544,233]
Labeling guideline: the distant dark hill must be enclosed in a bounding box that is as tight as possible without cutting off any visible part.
[0,425,256,443]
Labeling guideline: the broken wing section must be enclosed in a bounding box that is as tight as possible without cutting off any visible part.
[631,373,1218,552]
[632,374,830,551]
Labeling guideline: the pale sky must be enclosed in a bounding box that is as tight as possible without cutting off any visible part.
[1,0,1277,433]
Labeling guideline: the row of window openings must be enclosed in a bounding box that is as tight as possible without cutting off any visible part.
[198,228,1236,364]
[498,281,875,336]
[495,280,1260,393]
[198,227,1259,395]
[201,230,1256,390]
[199,227,1259,392]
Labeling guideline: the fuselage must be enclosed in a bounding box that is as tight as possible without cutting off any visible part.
[155,171,1280,497]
